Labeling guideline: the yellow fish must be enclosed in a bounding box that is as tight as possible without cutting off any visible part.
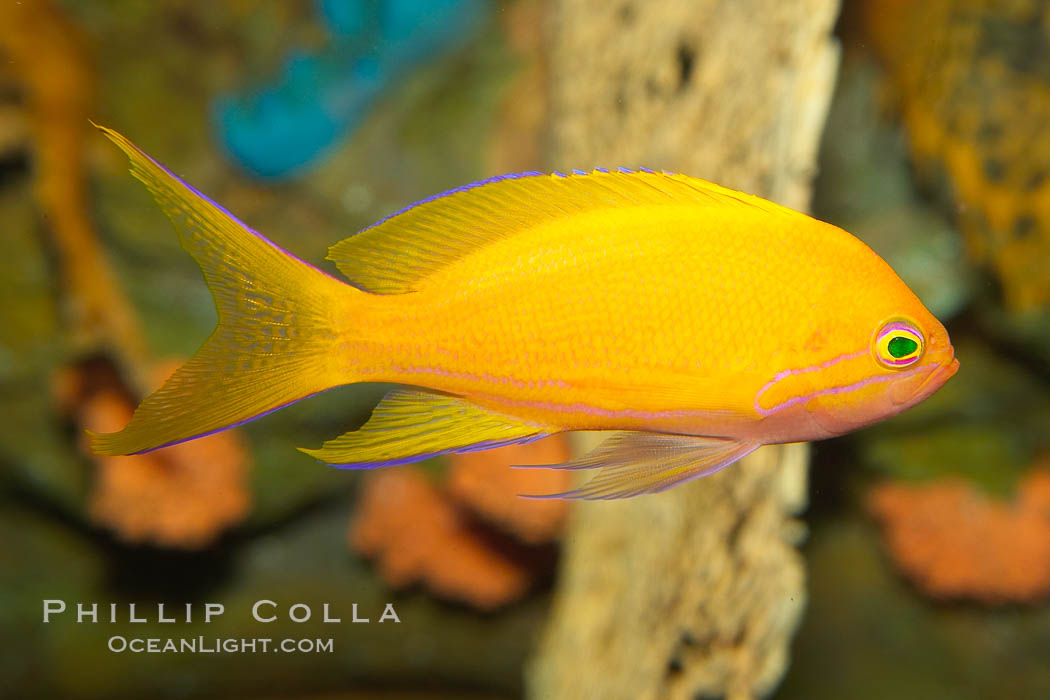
[90,125,958,499]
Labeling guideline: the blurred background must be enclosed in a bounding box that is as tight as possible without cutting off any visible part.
[1,0,1049,698]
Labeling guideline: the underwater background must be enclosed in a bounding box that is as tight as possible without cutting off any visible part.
[1,0,1049,698]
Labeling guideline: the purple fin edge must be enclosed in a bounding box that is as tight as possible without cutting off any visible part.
[516,443,760,501]
[101,387,336,456]
[321,432,550,469]
[133,141,347,285]
[357,167,654,235]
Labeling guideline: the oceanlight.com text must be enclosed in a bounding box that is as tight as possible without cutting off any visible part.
[107,635,334,654]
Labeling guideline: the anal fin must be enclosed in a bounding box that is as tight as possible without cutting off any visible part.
[301,389,550,467]
[520,432,760,500]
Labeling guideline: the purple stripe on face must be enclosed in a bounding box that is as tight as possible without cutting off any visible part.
[753,349,867,416]
[754,364,926,417]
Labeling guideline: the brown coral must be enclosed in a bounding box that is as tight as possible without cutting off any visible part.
[0,0,149,373]
[485,0,548,176]
[350,468,538,610]
[56,358,250,549]
[447,435,572,544]
[868,470,1050,604]
[3,0,252,549]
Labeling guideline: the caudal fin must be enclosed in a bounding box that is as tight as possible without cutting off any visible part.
[90,125,360,455]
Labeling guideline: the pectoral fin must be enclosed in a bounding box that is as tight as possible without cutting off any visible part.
[300,389,552,467]
[521,432,760,500]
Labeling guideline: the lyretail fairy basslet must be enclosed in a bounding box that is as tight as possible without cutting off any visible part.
[90,125,957,499]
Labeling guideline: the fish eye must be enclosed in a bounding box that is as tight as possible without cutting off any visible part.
[873,319,924,370]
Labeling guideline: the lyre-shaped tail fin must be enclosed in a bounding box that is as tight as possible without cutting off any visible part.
[90,125,362,455]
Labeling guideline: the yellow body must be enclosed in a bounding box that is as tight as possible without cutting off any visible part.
[341,187,951,442]
[91,127,958,498]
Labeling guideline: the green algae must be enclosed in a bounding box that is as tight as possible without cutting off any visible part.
[0,178,89,510]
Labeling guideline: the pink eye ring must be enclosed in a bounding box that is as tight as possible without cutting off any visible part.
[873,319,924,369]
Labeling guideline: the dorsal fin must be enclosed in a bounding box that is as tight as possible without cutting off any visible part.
[327,169,798,294]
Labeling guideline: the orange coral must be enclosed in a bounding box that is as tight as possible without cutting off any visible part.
[56,358,250,549]
[1018,461,1050,517]
[447,435,571,544]
[350,468,539,610]
[349,431,574,609]
[868,470,1050,604]
[350,435,574,608]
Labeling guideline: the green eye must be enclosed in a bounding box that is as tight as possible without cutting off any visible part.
[874,320,925,369]
[887,336,918,359]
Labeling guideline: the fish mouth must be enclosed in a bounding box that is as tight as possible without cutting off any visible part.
[891,354,959,406]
